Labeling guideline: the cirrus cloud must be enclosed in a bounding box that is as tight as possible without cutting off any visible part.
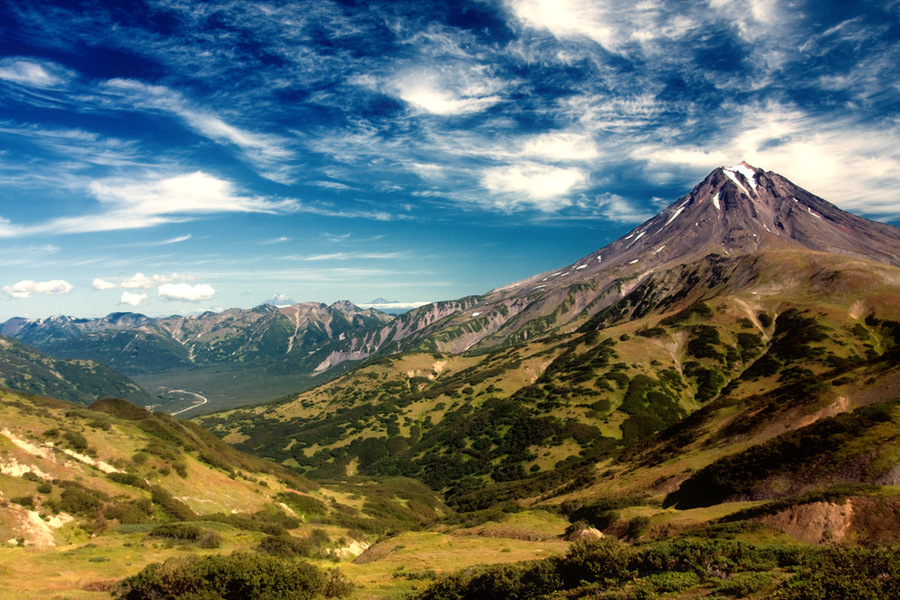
[0,58,73,89]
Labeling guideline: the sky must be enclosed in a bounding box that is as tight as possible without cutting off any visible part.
[1,0,899,321]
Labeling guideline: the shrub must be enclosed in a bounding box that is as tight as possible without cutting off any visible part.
[774,547,900,600]
[626,516,651,539]
[115,551,352,599]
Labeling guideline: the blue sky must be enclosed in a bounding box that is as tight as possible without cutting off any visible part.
[1,0,899,320]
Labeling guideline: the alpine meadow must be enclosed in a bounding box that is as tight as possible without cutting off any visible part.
[3,1,900,599]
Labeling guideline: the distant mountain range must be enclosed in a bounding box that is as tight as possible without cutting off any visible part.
[1,301,393,377]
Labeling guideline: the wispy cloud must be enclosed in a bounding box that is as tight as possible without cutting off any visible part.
[0,57,74,89]
[0,172,298,238]
[481,164,589,210]
[279,251,411,262]
[102,79,297,183]
[383,65,505,116]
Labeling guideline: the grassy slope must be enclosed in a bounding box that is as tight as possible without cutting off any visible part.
[0,390,574,599]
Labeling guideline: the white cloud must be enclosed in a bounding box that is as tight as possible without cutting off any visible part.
[92,278,118,290]
[160,234,191,244]
[594,193,656,223]
[93,272,192,291]
[482,164,589,209]
[518,132,599,161]
[3,279,73,299]
[507,0,622,49]
[383,65,505,116]
[121,273,167,289]
[120,291,148,307]
[158,282,216,302]
[102,79,295,183]
[90,171,295,216]
[0,172,297,238]
[504,0,692,55]
[0,58,72,89]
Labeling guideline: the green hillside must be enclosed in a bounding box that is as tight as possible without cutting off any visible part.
[0,335,154,406]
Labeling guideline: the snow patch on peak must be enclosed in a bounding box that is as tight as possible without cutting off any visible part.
[808,207,822,219]
[723,169,750,196]
[729,163,758,190]
[712,192,721,210]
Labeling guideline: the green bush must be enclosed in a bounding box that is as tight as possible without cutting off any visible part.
[115,551,352,599]
[147,523,220,547]
[774,547,900,600]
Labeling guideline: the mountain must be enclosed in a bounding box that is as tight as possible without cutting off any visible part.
[1,301,395,411]
[0,335,154,406]
[295,163,900,370]
[260,294,298,308]
[201,162,900,535]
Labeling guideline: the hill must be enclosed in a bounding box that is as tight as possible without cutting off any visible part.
[0,335,153,406]
[0,389,491,598]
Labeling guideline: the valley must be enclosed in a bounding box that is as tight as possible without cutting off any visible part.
[3,164,900,598]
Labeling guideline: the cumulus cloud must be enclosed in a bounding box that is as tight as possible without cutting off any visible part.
[92,278,118,290]
[120,291,148,306]
[158,282,216,302]
[3,279,73,299]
